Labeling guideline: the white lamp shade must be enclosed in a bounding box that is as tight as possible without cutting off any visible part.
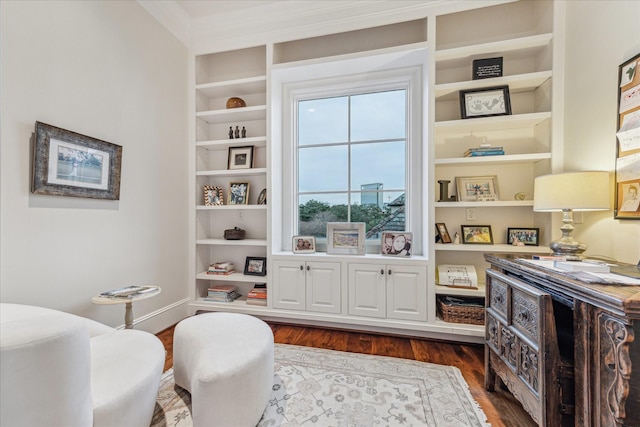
[533,171,610,212]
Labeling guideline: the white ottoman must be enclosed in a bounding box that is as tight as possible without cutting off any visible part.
[173,312,274,427]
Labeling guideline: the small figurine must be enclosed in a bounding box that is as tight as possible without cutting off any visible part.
[241,126,246,138]
[228,127,234,139]
[453,232,461,244]
[234,126,240,139]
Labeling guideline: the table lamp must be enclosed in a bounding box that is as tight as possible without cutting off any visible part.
[533,171,610,260]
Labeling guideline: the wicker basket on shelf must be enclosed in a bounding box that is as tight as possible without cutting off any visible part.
[437,296,485,325]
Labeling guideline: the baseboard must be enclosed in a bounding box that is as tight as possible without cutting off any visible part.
[116,297,190,333]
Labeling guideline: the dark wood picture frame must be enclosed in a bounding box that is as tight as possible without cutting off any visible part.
[228,145,254,170]
[460,85,511,119]
[435,223,452,243]
[461,225,494,244]
[614,52,640,219]
[507,227,539,246]
[32,122,122,200]
[244,256,267,276]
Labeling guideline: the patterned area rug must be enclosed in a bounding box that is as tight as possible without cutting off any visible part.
[151,344,489,427]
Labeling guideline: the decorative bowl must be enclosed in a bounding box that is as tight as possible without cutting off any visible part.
[226,97,246,109]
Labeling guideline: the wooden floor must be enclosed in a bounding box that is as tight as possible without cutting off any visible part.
[156,322,536,427]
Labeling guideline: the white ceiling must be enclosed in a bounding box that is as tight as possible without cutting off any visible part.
[175,0,309,19]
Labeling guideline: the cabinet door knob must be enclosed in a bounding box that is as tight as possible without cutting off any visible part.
[380,269,384,275]
[299,265,304,271]
[388,269,392,275]
[306,265,310,271]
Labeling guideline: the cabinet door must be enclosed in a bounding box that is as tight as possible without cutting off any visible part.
[348,263,386,318]
[306,261,341,314]
[272,260,305,310]
[386,264,427,321]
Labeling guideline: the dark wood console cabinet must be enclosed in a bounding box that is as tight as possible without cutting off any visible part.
[484,253,640,427]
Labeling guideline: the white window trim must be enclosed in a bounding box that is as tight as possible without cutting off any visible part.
[271,46,428,255]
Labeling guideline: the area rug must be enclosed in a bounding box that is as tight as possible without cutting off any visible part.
[151,343,490,427]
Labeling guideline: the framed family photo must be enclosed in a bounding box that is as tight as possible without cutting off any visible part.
[435,223,452,243]
[456,175,499,202]
[228,182,249,205]
[507,227,539,246]
[203,185,224,206]
[292,236,316,254]
[380,231,412,257]
[461,225,494,244]
[326,222,365,255]
[460,85,511,119]
[32,122,122,200]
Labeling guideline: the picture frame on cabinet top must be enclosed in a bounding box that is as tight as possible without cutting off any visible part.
[228,182,249,205]
[381,231,412,257]
[326,222,366,255]
[227,145,254,170]
[459,85,511,119]
[293,236,316,254]
[32,121,122,200]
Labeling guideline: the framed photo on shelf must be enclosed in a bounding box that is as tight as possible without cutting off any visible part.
[380,231,412,257]
[227,145,254,170]
[459,85,511,119]
[456,175,499,202]
[326,222,366,255]
[257,188,267,205]
[203,185,224,206]
[244,256,267,276]
[228,182,249,205]
[507,227,540,246]
[32,121,122,200]
[614,52,640,219]
[435,223,452,243]
[293,236,316,254]
[461,225,494,244]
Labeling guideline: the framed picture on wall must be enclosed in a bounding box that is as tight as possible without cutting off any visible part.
[614,52,640,219]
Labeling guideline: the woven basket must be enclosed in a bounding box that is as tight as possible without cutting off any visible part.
[437,296,485,325]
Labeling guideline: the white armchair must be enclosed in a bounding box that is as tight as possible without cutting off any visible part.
[0,303,165,427]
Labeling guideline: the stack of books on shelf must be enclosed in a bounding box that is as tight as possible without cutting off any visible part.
[464,146,505,157]
[246,283,267,306]
[205,285,241,302]
[207,261,235,275]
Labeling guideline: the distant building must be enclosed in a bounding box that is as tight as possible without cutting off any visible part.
[361,183,383,208]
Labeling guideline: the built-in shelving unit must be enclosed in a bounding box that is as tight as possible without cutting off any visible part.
[188,1,558,343]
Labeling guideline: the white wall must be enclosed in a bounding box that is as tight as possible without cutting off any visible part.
[563,0,640,263]
[0,0,190,331]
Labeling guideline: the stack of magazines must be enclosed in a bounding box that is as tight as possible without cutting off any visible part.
[99,286,158,299]
[205,285,240,302]
[207,261,235,275]
[246,283,267,306]
[464,146,505,157]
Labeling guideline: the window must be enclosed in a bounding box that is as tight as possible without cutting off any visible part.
[272,47,427,254]
[297,89,407,241]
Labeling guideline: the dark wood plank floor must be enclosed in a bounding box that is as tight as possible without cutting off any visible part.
[156,322,536,427]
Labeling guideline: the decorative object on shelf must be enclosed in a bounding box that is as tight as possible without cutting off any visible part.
[292,235,316,254]
[380,231,412,257]
[228,182,249,204]
[453,232,461,244]
[32,121,122,200]
[514,192,529,201]
[203,185,224,206]
[464,146,505,157]
[456,175,499,202]
[436,264,478,289]
[437,180,456,202]
[207,261,234,275]
[533,171,610,259]
[244,256,267,276]
[461,225,494,244]
[459,85,511,119]
[229,127,234,139]
[257,188,267,205]
[228,145,254,170]
[234,126,240,139]
[614,52,640,219]
[223,227,246,240]
[437,295,485,325]
[435,223,452,243]
[242,126,247,138]
[226,97,246,109]
[326,222,366,255]
[472,57,503,80]
[507,227,539,246]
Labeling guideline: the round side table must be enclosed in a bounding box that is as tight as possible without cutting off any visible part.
[92,286,161,329]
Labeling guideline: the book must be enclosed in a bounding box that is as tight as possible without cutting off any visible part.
[532,255,567,261]
[208,262,234,272]
[554,261,610,273]
[206,270,235,275]
[464,150,505,157]
[247,291,267,299]
[464,146,504,155]
[246,299,267,306]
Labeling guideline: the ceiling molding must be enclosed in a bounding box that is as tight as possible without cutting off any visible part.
[136,0,190,47]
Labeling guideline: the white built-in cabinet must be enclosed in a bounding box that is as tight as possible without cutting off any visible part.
[189,1,559,343]
[272,260,341,314]
[348,263,427,321]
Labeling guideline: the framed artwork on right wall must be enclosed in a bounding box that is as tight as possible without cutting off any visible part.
[615,52,640,219]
